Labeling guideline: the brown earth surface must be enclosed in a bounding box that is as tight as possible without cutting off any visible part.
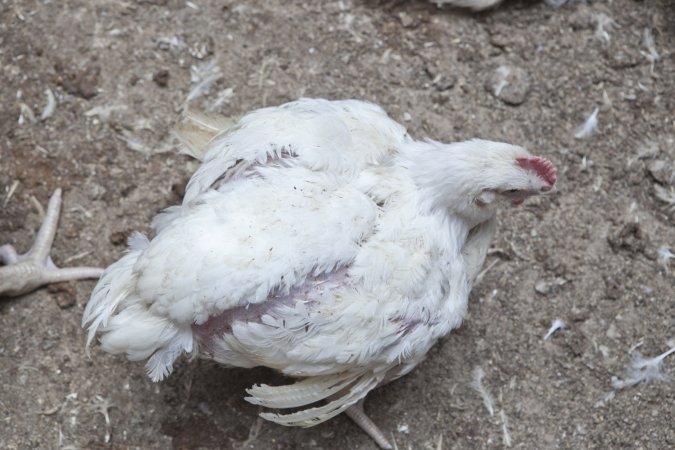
[1,0,674,449]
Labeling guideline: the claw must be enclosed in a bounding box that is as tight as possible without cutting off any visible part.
[0,189,103,297]
[344,399,393,450]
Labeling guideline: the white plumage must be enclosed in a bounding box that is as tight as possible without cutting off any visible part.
[83,98,556,448]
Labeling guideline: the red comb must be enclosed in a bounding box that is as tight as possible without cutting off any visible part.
[516,156,557,185]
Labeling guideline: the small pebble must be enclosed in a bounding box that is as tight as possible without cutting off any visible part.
[534,277,567,295]
[48,283,76,309]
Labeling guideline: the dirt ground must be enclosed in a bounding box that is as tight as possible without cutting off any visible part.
[1,0,674,449]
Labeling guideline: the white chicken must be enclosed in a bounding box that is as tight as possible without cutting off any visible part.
[82,98,556,448]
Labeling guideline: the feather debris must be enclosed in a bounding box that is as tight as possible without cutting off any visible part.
[40,88,56,120]
[492,66,511,97]
[500,409,512,447]
[29,195,45,220]
[611,347,675,390]
[543,319,567,340]
[574,108,599,139]
[396,423,409,434]
[4,180,19,207]
[187,60,222,102]
[657,246,674,269]
[119,130,148,154]
[18,103,36,125]
[210,87,235,111]
[654,185,675,213]
[594,13,616,43]
[85,104,125,122]
[593,391,615,408]
[640,28,659,71]
[469,367,494,416]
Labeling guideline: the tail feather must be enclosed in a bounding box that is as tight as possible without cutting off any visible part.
[82,232,194,381]
[145,327,194,381]
[82,242,144,349]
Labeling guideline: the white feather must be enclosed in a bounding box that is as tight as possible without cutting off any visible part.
[492,66,511,97]
[469,366,495,416]
[187,60,222,102]
[612,347,675,390]
[500,409,512,447]
[574,108,599,139]
[657,246,674,269]
[641,28,660,70]
[245,373,358,408]
[40,88,56,121]
[544,319,567,340]
[259,372,383,427]
[654,185,675,213]
[594,13,616,43]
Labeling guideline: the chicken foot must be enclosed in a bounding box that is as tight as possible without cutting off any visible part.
[345,399,393,450]
[0,188,103,297]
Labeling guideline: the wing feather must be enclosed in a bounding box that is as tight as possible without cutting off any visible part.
[183,98,407,203]
[255,371,384,427]
[245,373,357,408]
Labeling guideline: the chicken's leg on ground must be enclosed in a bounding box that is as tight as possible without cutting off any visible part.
[345,399,393,450]
[0,188,103,297]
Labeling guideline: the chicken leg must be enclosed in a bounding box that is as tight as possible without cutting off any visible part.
[345,399,393,450]
[0,188,103,297]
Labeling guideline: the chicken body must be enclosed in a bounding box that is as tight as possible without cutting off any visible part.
[83,98,556,447]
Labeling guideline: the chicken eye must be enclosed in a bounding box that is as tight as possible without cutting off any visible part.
[505,189,519,194]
